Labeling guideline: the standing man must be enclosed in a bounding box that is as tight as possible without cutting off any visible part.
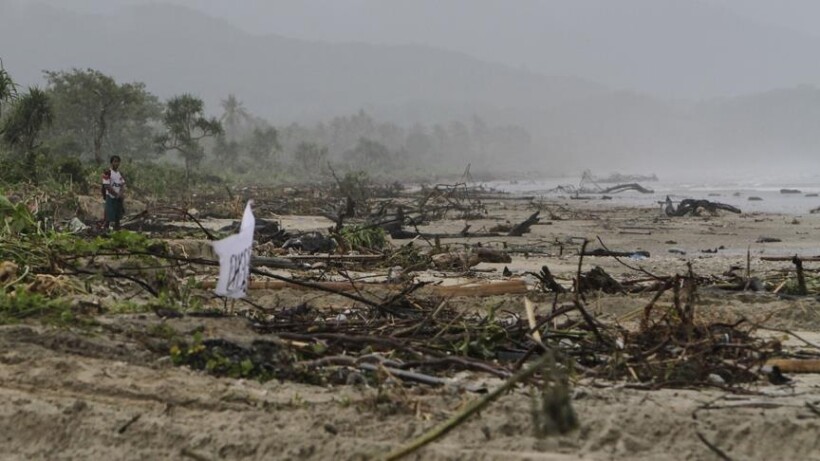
[101,155,126,231]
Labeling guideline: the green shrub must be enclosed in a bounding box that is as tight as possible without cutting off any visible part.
[0,194,39,236]
[339,225,387,250]
[0,289,73,325]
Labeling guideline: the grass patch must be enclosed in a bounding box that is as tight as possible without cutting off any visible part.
[0,289,81,326]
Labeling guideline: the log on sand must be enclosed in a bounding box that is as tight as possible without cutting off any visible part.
[766,359,820,373]
[760,256,820,262]
[508,211,540,236]
[600,183,654,194]
[200,278,528,297]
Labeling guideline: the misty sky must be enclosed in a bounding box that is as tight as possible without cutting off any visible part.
[4,0,820,177]
[38,0,820,39]
[20,0,820,99]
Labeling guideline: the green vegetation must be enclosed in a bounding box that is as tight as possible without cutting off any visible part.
[0,60,17,117]
[0,57,524,335]
[154,94,223,178]
[45,68,162,165]
[2,87,53,182]
[0,288,75,325]
[1,194,40,235]
[50,230,166,254]
[339,225,387,251]
[168,331,339,385]
[1,58,524,192]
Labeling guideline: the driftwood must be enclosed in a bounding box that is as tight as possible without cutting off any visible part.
[664,196,741,216]
[761,255,820,262]
[583,248,650,258]
[281,254,384,262]
[385,206,499,239]
[508,211,540,236]
[431,247,512,269]
[381,351,560,461]
[436,279,527,296]
[199,278,527,297]
[579,170,655,194]
[251,256,305,270]
[389,229,500,240]
[578,266,624,294]
[528,265,567,293]
[600,183,654,194]
[281,231,337,253]
[793,256,808,295]
[766,359,820,373]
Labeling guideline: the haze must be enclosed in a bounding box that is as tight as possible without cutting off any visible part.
[3,0,820,179]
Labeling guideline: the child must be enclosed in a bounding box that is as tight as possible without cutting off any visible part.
[101,155,126,231]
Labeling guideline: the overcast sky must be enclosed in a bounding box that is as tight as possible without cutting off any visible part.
[5,0,820,175]
[8,0,820,99]
[35,0,820,39]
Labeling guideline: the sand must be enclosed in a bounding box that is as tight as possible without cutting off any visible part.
[2,196,820,460]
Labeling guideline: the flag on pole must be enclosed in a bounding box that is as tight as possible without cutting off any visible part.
[212,201,255,298]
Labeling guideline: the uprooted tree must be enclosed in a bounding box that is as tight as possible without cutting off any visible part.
[664,196,741,217]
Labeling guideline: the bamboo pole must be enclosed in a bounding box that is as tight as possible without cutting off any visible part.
[198,279,528,297]
[766,359,820,373]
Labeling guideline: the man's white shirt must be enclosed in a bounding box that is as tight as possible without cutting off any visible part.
[104,170,125,197]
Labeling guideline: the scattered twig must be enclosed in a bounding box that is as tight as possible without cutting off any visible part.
[180,447,214,461]
[695,431,733,461]
[117,414,141,434]
[596,236,663,281]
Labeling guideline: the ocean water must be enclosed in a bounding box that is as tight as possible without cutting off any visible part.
[481,175,820,215]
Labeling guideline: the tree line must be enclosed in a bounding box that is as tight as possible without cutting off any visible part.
[0,63,533,186]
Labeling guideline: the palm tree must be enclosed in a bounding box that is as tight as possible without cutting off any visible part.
[2,87,54,182]
[219,94,251,140]
[0,58,19,119]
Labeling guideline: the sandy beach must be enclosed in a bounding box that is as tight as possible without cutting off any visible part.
[2,194,820,460]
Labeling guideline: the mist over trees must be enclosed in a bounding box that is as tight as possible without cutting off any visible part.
[4,1,820,182]
[5,2,820,178]
[0,62,18,118]
[44,68,162,165]
[2,87,53,182]
[275,110,533,178]
[154,94,223,177]
[1,62,534,186]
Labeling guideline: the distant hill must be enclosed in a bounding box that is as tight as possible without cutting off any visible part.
[19,0,820,99]
[1,1,819,176]
[0,2,610,122]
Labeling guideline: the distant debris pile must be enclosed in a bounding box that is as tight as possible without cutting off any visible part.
[585,170,658,183]
[664,196,741,217]
[548,170,656,196]
[579,170,654,194]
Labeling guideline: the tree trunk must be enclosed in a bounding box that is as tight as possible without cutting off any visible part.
[93,112,107,165]
[25,141,38,185]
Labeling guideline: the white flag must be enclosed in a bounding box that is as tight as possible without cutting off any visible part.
[212,201,255,298]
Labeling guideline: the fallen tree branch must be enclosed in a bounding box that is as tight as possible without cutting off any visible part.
[508,211,540,236]
[198,278,528,297]
[381,351,555,461]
